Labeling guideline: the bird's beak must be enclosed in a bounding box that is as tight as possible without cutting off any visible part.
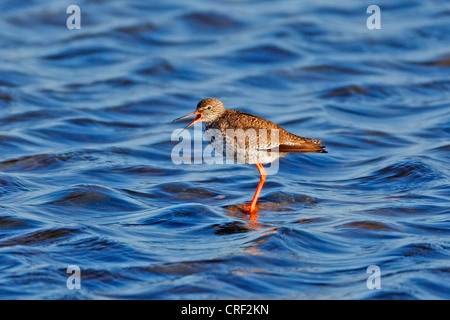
[172,111,202,134]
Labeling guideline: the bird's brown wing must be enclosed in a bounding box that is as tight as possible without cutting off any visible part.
[225,110,327,153]
[226,111,283,130]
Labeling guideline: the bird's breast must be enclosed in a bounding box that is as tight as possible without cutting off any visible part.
[203,122,282,164]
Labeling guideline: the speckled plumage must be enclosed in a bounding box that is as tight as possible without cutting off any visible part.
[196,98,327,164]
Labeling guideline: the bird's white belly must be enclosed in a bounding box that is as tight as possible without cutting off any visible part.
[204,128,281,164]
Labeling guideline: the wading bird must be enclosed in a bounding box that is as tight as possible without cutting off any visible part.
[173,98,327,218]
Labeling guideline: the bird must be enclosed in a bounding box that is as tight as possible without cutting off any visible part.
[173,98,327,218]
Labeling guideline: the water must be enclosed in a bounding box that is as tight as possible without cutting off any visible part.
[0,0,449,299]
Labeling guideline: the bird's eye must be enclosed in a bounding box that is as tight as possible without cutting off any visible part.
[207,106,212,110]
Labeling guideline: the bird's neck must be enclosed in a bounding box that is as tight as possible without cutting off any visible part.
[204,110,227,127]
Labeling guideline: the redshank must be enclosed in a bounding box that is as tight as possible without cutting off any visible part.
[173,98,327,217]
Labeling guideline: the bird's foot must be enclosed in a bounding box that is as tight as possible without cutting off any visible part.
[242,203,258,221]
[242,203,255,213]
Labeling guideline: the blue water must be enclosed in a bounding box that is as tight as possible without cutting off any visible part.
[0,0,449,299]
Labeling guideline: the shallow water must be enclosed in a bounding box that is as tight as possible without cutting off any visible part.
[0,0,449,299]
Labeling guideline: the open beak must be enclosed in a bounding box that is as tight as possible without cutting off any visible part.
[172,111,202,134]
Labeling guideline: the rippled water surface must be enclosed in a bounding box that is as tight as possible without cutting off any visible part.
[0,0,449,299]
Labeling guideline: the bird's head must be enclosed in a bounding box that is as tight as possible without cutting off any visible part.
[173,98,226,133]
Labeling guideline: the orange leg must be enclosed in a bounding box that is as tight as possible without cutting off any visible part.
[244,163,267,215]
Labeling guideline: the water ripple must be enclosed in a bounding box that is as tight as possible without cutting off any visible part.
[0,0,448,300]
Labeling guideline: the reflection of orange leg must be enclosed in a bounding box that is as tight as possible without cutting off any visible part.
[243,163,267,215]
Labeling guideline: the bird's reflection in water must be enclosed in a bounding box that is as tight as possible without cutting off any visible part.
[224,203,264,230]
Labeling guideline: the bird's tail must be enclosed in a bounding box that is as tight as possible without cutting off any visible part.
[277,142,327,153]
